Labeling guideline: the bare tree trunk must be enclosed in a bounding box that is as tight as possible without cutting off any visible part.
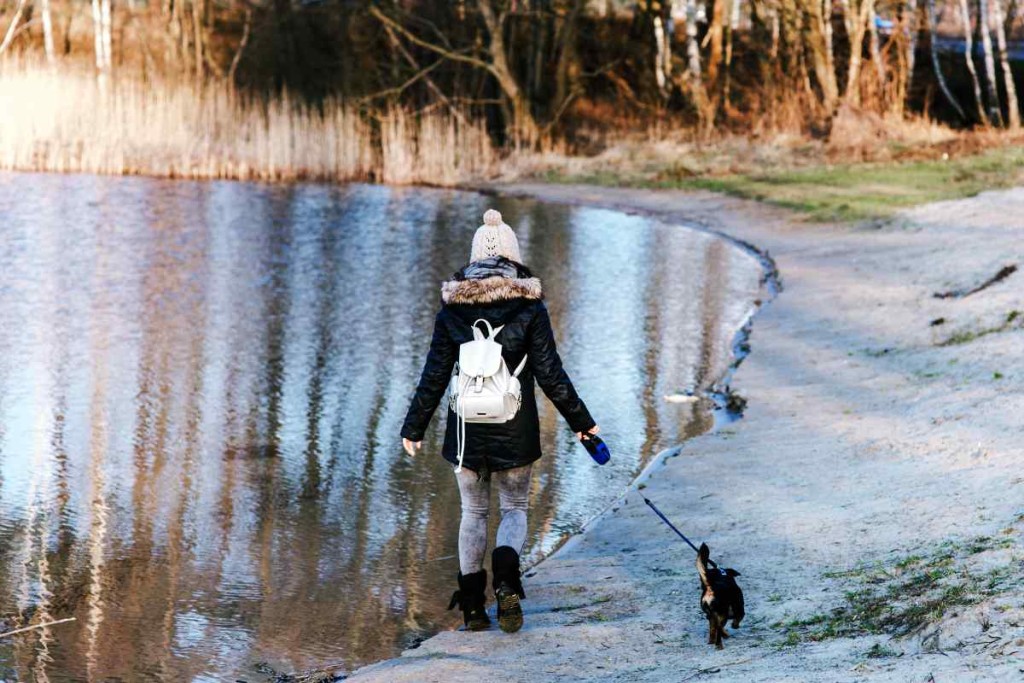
[529,0,549,103]
[708,0,726,84]
[102,0,113,71]
[958,0,989,123]
[977,0,1003,124]
[173,0,189,75]
[192,0,205,79]
[723,0,741,100]
[823,0,835,85]
[806,0,840,110]
[91,0,105,70]
[61,7,73,55]
[41,0,56,64]
[842,0,874,104]
[770,4,780,59]
[991,0,1020,127]
[904,0,919,104]
[554,0,585,113]
[478,0,540,146]
[684,0,702,84]
[868,4,885,91]
[652,2,672,97]
[0,0,29,56]
[927,0,967,119]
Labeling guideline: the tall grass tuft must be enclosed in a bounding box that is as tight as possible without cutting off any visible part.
[0,62,496,185]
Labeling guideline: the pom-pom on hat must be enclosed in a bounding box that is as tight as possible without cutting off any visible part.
[470,209,522,263]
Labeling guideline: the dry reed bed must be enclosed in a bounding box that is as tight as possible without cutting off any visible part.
[0,64,495,185]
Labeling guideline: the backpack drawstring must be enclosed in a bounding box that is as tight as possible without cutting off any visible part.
[455,392,467,473]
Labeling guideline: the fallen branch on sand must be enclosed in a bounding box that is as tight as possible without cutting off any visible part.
[0,617,76,639]
[933,264,1017,299]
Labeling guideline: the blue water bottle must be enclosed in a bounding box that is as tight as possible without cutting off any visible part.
[581,433,611,465]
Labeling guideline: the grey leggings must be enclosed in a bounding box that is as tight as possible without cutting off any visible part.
[455,464,532,575]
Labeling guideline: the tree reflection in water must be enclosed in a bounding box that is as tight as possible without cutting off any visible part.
[0,174,763,680]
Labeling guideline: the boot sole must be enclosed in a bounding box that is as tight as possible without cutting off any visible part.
[466,617,491,632]
[496,589,523,633]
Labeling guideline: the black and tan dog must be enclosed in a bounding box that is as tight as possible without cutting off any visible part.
[696,542,744,649]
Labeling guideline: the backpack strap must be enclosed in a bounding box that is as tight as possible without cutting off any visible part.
[503,301,532,377]
[512,353,528,377]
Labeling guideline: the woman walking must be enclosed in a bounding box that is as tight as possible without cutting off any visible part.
[401,209,599,633]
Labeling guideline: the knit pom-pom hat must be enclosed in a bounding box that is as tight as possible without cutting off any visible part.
[470,209,522,263]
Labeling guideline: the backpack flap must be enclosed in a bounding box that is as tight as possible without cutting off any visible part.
[459,320,504,378]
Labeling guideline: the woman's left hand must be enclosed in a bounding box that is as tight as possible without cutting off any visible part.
[575,425,600,440]
[402,438,422,457]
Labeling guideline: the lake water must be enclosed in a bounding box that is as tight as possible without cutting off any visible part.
[0,173,764,681]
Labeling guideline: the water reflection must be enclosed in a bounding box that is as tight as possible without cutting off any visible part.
[0,173,763,680]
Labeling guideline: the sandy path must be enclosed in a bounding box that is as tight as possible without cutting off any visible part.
[349,185,1024,682]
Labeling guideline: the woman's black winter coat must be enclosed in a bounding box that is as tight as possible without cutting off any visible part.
[401,257,595,473]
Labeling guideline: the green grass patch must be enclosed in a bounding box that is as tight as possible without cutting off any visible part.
[540,145,1024,223]
[676,147,1024,222]
[781,534,1021,645]
[937,309,1024,347]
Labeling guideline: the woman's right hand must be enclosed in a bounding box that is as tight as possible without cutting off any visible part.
[402,438,422,457]
[576,425,600,440]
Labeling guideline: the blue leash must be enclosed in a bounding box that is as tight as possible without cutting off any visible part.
[643,496,719,570]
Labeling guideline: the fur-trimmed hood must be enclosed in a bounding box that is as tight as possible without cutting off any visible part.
[441,256,543,305]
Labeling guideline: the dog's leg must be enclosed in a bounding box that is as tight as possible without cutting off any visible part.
[732,595,745,629]
[715,618,725,650]
[707,620,715,645]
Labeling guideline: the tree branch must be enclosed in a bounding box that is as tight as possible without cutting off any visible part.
[380,22,469,124]
[357,53,445,104]
[368,5,497,78]
[227,8,252,83]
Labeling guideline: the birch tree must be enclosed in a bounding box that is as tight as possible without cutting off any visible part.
[977,0,1002,125]
[990,0,1020,128]
[103,0,113,69]
[0,0,29,56]
[958,0,989,123]
[652,1,672,96]
[683,0,702,87]
[927,0,967,120]
[41,0,56,64]
[91,0,113,74]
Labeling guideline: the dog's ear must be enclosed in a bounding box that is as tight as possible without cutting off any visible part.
[726,568,741,577]
[699,543,710,560]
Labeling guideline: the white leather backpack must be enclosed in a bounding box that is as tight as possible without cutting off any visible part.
[448,319,527,472]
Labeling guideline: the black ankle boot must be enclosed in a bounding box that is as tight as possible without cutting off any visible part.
[492,546,525,633]
[448,570,491,631]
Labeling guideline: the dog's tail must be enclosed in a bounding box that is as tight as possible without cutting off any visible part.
[696,542,711,585]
